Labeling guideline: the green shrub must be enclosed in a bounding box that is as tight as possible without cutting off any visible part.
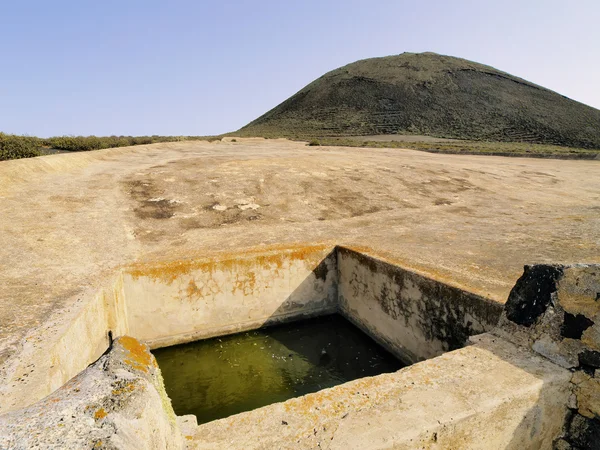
[307,139,321,146]
[0,132,223,161]
[43,135,212,152]
[0,133,42,161]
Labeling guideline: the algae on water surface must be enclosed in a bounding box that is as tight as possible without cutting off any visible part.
[153,314,404,424]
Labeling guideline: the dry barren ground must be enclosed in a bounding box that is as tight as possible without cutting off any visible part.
[1,137,599,366]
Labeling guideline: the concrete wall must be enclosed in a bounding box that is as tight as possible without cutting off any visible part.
[0,245,337,415]
[121,246,338,349]
[0,244,500,417]
[2,328,572,450]
[190,334,570,449]
[1,250,579,449]
[0,337,183,449]
[337,247,503,363]
[0,279,125,415]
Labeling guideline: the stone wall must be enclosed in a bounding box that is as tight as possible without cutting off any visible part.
[495,264,600,449]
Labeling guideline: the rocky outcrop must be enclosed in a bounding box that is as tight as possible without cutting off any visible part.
[0,337,183,449]
[495,264,600,449]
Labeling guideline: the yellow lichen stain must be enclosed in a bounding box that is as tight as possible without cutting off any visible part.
[94,408,108,420]
[557,269,600,317]
[232,270,258,296]
[111,382,137,396]
[93,440,103,448]
[120,336,155,372]
[124,243,333,285]
[181,277,224,302]
[185,436,193,440]
[186,279,202,299]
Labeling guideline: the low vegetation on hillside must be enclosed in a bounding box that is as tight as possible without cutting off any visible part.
[0,133,218,161]
[3,130,596,162]
[241,52,600,150]
[227,130,599,159]
[312,137,600,159]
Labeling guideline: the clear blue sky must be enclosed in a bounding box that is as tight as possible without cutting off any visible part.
[1,0,598,137]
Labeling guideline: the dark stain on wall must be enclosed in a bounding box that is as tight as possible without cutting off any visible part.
[578,350,600,375]
[415,278,484,351]
[312,254,334,282]
[565,414,600,449]
[337,247,503,351]
[504,264,564,327]
[561,313,595,339]
[378,283,413,327]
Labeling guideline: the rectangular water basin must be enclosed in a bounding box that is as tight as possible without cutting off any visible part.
[153,314,405,424]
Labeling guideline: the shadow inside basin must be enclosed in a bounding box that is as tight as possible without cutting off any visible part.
[152,314,405,424]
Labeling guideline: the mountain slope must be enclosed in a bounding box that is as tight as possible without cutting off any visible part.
[241,52,600,149]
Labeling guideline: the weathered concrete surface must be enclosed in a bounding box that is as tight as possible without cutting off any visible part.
[337,247,501,363]
[186,334,571,449]
[3,243,498,416]
[0,138,598,412]
[123,246,337,348]
[0,245,337,415]
[0,336,182,449]
[0,278,123,414]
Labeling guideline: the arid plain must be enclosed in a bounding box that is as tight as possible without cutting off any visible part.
[1,137,599,372]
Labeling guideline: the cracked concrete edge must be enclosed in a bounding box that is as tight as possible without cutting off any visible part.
[186,334,571,449]
[0,276,122,416]
[0,336,184,450]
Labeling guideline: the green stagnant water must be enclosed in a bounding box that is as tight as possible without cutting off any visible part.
[153,314,404,424]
